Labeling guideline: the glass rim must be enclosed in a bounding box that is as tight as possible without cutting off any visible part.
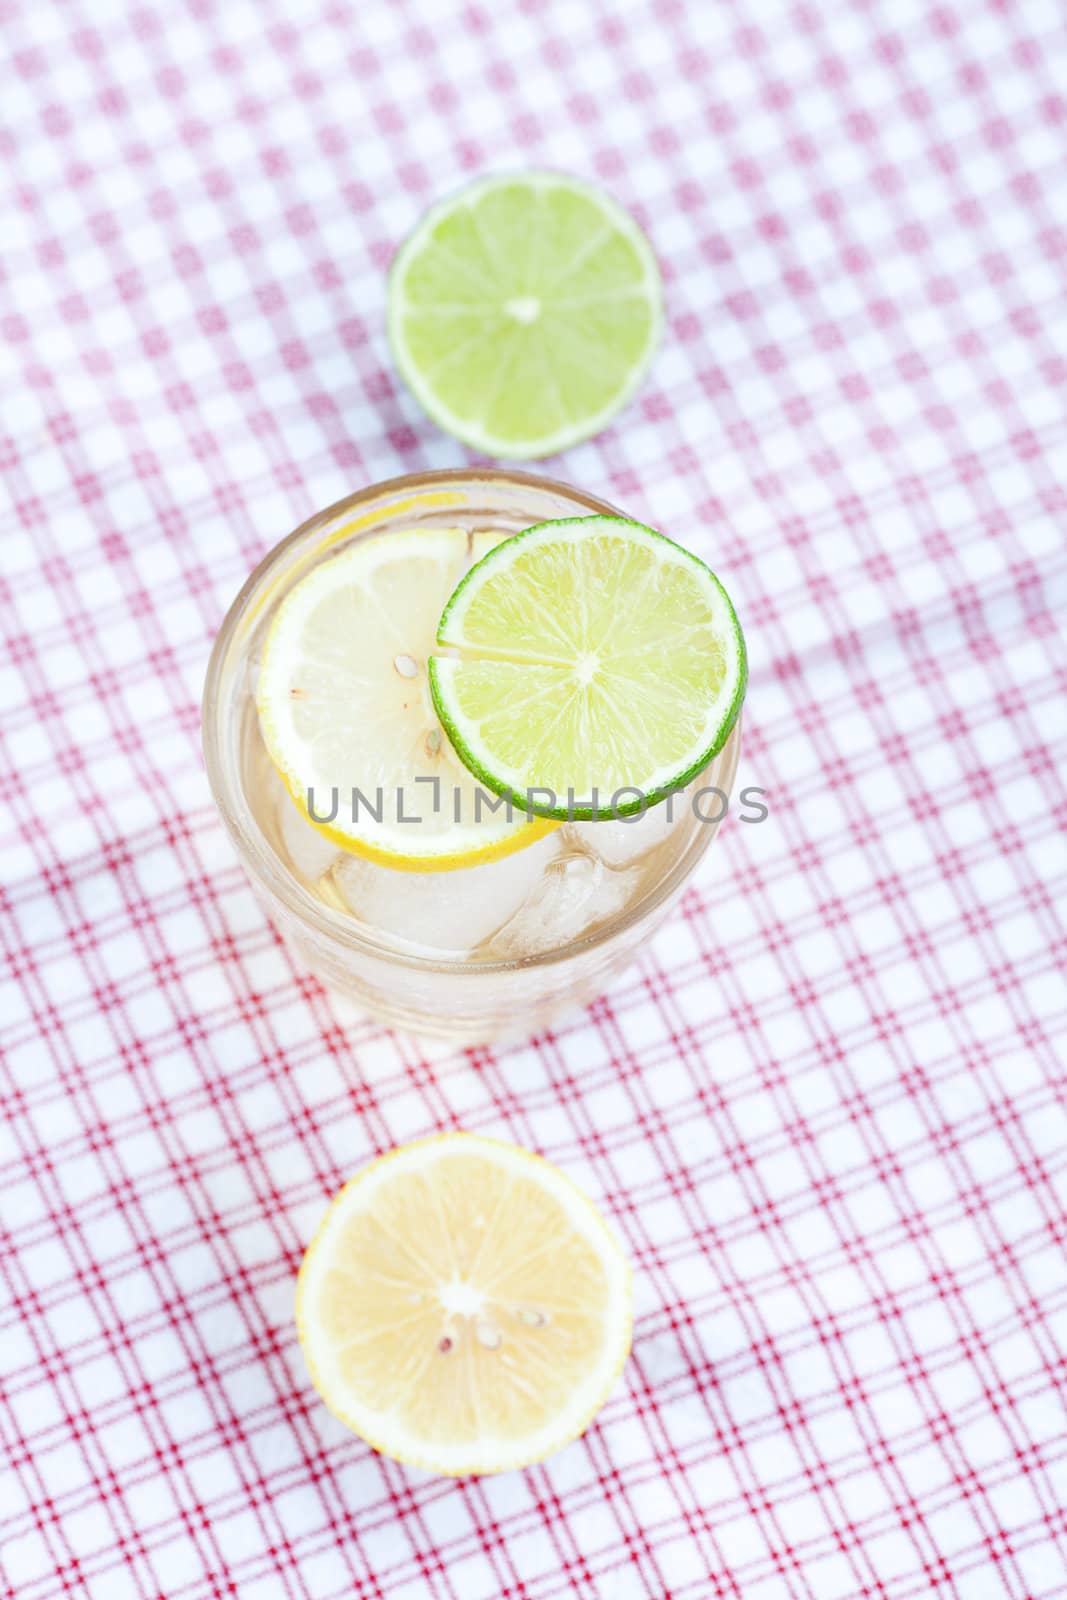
[201,467,741,976]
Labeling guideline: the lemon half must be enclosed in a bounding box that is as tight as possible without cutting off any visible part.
[296,1134,632,1475]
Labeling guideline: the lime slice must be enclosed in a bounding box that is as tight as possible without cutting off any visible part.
[256,529,554,871]
[428,517,746,820]
[296,1133,632,1475]
[388,172,663,458]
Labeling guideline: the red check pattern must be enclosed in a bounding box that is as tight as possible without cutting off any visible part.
[2,0,1066,1595]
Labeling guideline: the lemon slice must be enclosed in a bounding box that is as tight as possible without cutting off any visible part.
[388,172,663,458]
[429,516,747,819]
[256,529,553,871]
[296,1134,632,1476]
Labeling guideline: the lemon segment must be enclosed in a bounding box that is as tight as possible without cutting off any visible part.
[255,528,555,871]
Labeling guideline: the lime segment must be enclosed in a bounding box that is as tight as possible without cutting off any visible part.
[429,517,746,820]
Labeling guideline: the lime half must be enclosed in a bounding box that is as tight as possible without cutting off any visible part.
[428,517,746,820]
[388,172,663,458]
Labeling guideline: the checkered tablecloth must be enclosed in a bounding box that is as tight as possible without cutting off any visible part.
[2,0,1066,1594]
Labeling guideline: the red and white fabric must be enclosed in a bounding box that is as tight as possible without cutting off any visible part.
[2,0,1066,1595]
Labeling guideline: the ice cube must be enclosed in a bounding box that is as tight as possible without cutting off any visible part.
[275,779,340,882]
[330,830,561,954]
[563,793,686,869]
[489,849,639,959]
